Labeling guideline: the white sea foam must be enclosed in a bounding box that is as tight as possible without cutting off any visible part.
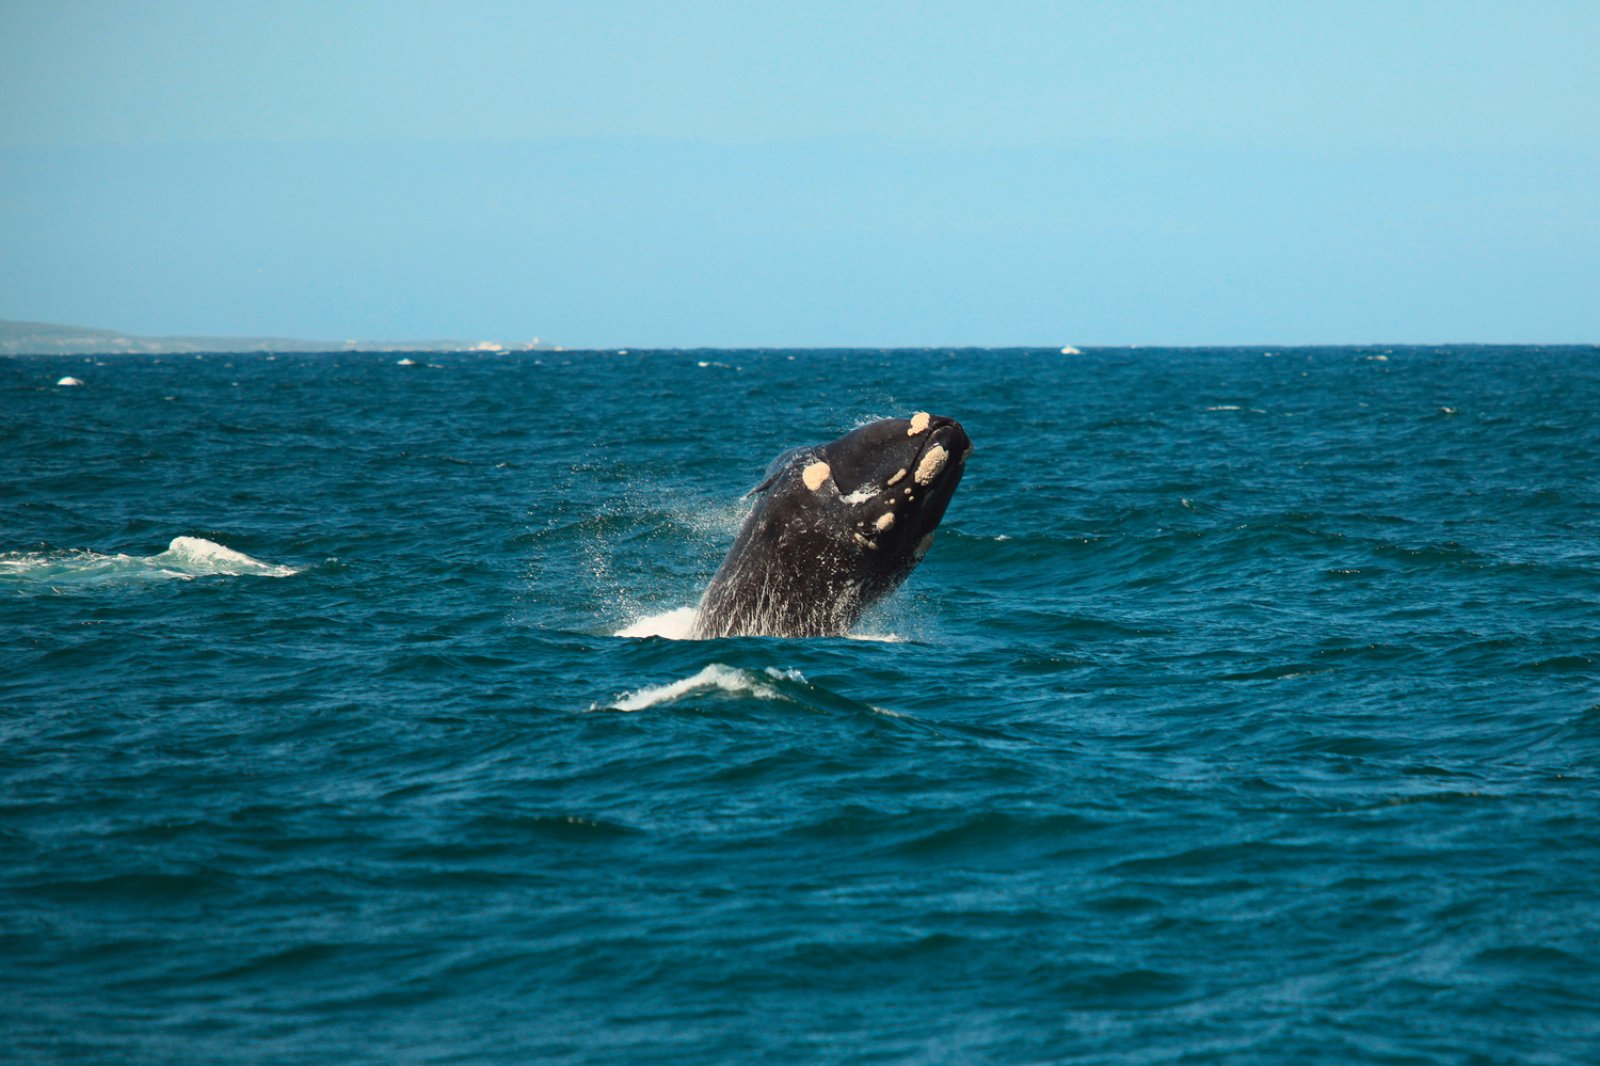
[151,536,300,577]
[614,605,906,642]
[615,606,700,639]
[597,664,803,712]
[0,537,300,589]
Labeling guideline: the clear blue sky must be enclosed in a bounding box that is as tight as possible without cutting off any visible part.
[2,0,1596,347]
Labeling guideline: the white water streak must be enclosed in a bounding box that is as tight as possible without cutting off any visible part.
[0,537,299,588]
[596,664,803,712]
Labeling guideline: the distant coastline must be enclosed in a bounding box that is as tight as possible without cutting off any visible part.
[0,319,555,356]
[7,320,1592,356]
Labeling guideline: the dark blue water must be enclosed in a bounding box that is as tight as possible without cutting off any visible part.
[4,347,1598,1064]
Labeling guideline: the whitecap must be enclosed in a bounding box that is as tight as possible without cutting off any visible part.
[151,536,300,577]
[596,663,802,712]
[0,536,299,589]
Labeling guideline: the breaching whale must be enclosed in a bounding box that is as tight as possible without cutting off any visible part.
[691,412,970,638]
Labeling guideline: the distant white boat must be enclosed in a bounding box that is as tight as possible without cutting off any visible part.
[56,376,84,386]
[1059,346,1082,355]
[396,358,416,366]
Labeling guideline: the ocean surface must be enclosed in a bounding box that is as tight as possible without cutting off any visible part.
[3,346,1598,1065]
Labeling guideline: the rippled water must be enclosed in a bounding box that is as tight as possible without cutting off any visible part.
[4,347,1598,1064]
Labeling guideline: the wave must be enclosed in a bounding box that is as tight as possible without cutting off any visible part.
[595,663,804,712]
[592,664,921,728]
[0,536,299,589]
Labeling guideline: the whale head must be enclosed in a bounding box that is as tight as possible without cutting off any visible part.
[693,412,970,638]
[806,412,970,580]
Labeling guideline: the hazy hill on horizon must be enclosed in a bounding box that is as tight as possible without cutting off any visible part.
[0,319,550,356]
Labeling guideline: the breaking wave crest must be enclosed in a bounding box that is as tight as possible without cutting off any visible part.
[0,536,300,589]
[595,664,805,712]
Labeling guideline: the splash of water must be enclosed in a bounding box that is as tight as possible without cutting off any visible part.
[0,537,299,589]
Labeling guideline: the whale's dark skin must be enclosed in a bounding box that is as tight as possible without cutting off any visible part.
[691,413,970,638]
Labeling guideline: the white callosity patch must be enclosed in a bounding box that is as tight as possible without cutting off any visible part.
[914,444,948,485]
[907,411,931,436]
[886,468,906,486]
[841,487,877,505]
[875,512,895,532]
[802,461,831,491]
